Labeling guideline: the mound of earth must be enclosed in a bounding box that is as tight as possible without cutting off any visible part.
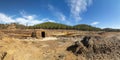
[0,31,120,60]
[67,35,120,60]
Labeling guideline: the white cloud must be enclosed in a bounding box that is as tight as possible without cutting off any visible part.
[0,12,56,26]
[67,0,93,21]
[48,4,66,21]
[41,18,56,22]
[20,10,36,20]
[91,22,99,25]
[56,12,66,21]
[0,13,15,23]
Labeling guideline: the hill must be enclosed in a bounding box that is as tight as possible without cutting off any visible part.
[73,24,101,31]
[29,22,72,29]
[28,22,101,31]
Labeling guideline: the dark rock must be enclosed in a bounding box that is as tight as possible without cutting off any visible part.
[66,35,120,60]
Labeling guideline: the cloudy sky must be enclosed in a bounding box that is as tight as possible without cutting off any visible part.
[0,0,120,28]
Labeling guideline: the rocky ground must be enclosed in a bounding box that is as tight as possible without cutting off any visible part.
[0,30,120,60]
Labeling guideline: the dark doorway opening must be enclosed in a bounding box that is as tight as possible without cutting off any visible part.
[41,31,45,38]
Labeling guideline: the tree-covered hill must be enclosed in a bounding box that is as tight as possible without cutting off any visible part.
[28,22,101,31]
[73,24,101,31]
[103,28,120,32]
[28,22,72,29]
[0,22,103,31]
[3,22,120,32]
[2,22,120,31]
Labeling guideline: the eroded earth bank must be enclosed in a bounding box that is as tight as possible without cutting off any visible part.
[0,30,120,60]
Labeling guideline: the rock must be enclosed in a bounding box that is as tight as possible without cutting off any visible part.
[0,52,7,60]
[7,23,16,30]
[66,35,120,60]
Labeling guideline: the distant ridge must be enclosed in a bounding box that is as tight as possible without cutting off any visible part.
[30,22,72,29]
[28,22,101,31]
[1,22,120,31]
[73,24,101,31]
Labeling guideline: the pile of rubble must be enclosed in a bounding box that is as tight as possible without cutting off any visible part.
[67,36,120,60]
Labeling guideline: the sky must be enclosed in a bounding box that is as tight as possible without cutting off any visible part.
[0,0,120,29]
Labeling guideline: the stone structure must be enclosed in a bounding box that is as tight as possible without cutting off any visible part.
[7,23,16,30]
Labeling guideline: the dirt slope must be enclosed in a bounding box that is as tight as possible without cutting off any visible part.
[0,31,120,60]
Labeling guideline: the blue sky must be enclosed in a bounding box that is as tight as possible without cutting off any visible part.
[0,0,120,28]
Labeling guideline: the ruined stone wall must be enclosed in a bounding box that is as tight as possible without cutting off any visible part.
[0,29,101,39]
